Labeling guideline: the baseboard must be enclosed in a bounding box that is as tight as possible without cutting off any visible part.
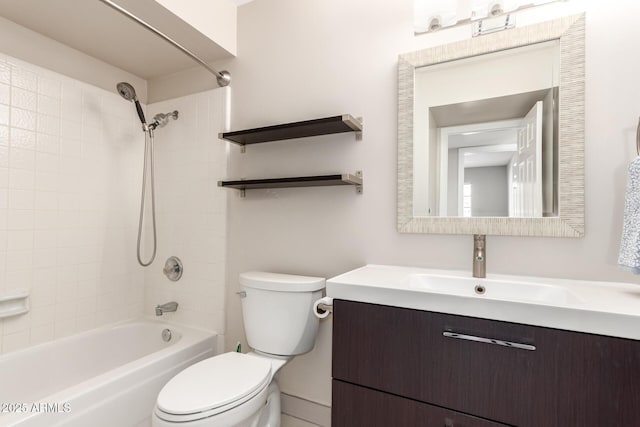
[281,393,331,427]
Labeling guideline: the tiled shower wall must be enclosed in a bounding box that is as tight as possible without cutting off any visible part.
[0,53,145,354]
[143,88,229,335]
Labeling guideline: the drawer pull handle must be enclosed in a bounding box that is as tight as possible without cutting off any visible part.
[443,331,536,351]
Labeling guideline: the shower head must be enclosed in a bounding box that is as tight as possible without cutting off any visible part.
[116,82,147,130]
[117,82,137,101]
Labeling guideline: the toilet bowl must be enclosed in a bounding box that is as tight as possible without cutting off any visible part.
[152,272,325,427]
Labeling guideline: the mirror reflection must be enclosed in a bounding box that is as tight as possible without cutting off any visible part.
[413,40,560,218]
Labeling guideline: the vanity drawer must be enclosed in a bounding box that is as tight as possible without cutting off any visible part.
[332,380,510,427]
[332,299,640,427]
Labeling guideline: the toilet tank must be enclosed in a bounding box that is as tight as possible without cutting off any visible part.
[239,271,325,356]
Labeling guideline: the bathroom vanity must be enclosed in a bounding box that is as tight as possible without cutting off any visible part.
[328,265,640,427]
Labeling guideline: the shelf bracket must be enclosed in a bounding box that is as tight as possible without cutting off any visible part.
[355,170,363,194]
[355,117,363,141]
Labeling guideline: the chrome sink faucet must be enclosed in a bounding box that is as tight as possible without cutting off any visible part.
[155,301,178,316]
[473,235,486,278]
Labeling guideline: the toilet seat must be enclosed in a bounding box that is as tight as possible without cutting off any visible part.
[155,352,272,423]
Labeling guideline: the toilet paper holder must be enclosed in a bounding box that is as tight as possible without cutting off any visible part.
[313,296,333,319]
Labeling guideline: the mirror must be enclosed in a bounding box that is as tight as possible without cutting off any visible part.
[397,14,584,236]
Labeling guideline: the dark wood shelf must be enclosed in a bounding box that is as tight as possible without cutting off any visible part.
[219,114,362,147]
[218,172,363,195]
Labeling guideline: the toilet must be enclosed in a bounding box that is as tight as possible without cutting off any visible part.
[152,271,325,427]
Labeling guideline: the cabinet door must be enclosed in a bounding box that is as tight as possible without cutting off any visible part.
[332,380,510,427]
[332,299,640,427]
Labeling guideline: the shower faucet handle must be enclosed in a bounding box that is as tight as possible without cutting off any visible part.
[163,256,183,281]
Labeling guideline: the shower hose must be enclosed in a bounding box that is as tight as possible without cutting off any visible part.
[137,128,157,266]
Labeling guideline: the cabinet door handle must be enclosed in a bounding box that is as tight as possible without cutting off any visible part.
[443,331,536,351]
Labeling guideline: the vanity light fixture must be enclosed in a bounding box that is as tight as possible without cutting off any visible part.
[414,0,568,36]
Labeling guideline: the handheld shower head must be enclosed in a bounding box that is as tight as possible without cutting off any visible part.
[116,82,147,130]
[116,82,137,101]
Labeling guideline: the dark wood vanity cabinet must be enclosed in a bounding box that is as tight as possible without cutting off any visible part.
[331,300,640,427]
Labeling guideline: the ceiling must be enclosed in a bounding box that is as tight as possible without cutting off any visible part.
[430,89,552,128]
[0,0,235,79]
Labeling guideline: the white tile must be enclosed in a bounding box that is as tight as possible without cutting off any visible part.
[2,330,30,353]
[30,323,54,346]
[10,107,36,131]
[0,62,9,85]
[30,280,56,308]
[37,114,60,136]
[7,230,33,251]
[34,230,57,249]
[33,249,57,268]
[76,296,97,317]
[57,247,78,265]
[0,83,9,105]
[9,128,36,150]
[60,138,81,157]
[54,317,76,338]
[34,210,58,229]
[36,133,59,154]
[35,152,58,173]
[56,282,78,304]
[5,268,32,290]
[7,209,33,230]
[34,172,57,192]
[3,312,30,334]
[38,77,61,99]
[9,147,35,171]
[0,230,8,252]
[0,125,7,145]
[9,169,35,190]
[9,189,35,209]
[30,304,55,326]
[0,104,8,126]
[12,68,37,92]
[60,120,81,140]
[11,87,36,111]
[37,94,60,117]
[57,229,80,247]
[0,146,7,167]
[5,251,32,271]
[34,191,57,210]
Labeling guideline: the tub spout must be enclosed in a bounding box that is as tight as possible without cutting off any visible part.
[155,301,178,316]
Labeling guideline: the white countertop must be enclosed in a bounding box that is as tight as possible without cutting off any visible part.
[326,264,640,340]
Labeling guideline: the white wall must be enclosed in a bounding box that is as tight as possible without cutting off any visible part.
[143,88,229,334]
[0,52,144,354]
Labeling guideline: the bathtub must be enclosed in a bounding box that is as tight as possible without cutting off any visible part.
[0,319,217,427]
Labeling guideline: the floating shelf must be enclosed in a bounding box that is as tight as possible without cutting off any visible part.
[219,172,363,196]
[0,291,29,319]
[219,114,362,149]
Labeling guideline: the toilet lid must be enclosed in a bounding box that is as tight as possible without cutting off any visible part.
[156,352,272,415]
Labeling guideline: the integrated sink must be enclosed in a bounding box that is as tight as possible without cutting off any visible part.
[407,274,583,306]
[326,264,640,340]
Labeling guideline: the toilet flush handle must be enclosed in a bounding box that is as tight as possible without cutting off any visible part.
[236,291,247,298]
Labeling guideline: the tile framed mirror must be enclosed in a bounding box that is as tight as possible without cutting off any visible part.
[397,14,584,237]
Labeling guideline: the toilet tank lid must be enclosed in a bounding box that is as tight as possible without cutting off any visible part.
[240,271,325,292]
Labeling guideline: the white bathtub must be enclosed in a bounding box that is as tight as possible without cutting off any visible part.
[0,319,217,427]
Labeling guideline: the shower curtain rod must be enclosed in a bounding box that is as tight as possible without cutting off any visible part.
[97,0,231,87]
